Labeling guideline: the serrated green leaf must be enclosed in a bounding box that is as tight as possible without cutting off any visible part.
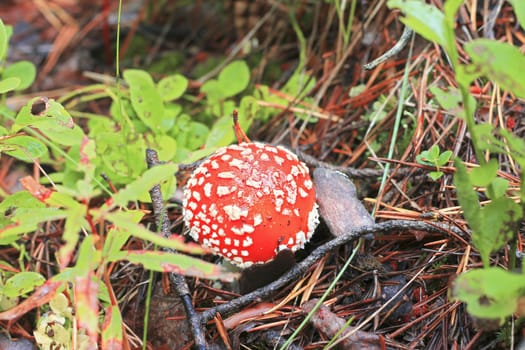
[109,250,239,281]
[0,77,20,93]
[465,39,525,99]
[109,163,178,207]
[3,272,45,298]
[157,74,188,101]
[3,61,36,91]
[453,267,525,321]
[1,135,48,161]
[469,159,498,187]
[123,69,166,131]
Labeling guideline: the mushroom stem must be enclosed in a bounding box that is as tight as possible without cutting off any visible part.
[232,110,251,143]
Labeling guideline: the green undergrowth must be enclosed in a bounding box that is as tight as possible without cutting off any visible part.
[389,0,525,335]
[0,5,320,346]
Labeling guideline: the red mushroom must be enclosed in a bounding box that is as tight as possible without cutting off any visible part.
[182,141,319,268]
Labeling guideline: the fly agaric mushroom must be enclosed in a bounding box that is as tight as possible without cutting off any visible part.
[182,113,319,268]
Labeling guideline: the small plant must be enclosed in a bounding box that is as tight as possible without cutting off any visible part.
[388,0,525,328]
[416,145,452,180]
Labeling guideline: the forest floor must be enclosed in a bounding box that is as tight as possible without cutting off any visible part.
[1,1,524,349]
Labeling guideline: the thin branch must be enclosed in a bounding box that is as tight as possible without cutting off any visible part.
[145,148,207,350]
[199,219,465,322]
[364,26,413,70]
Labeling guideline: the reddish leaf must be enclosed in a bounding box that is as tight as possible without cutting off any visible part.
[101,305,123,350]
[74,272,99,347]
[19,176,53,202]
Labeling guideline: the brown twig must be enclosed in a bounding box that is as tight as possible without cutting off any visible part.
[145,149,207,350]
[199,219,466,322]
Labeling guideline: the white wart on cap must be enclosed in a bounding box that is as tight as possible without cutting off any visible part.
[183,142,319,268]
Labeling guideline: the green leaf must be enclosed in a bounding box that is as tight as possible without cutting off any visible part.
[437,150,452,166]
[282,70,317,100]
[0,77,20,93]
[49,293,70,314]
[0,19,8,61]
[0,191,45,214]
[3,61,36,91]
[0,279,63,321]
[453,160,483,238]
[200,79,222,101]
[102,210,143,259]
[109,163,178,207]
[13,98,84,146]
[499,129,525,169]
[217,60,250,98]
[0,209,67,244]
[102,211,207,255]
[429,86,468,119]
[428,145,439,159]
[0,135,48,161]
[205,115,235,148]
[443,0,464,24]
[453,267,525,321]
[428,171,444,181]
[109,250,239,281]
[58,204,87,269]
[508,0,525,31]
[187,122,210,150]
[157,74,188,101]
[123,69,166,131]
[101,305,123,349]
[387,0,447,48]
[201,60,250,101]
[474,197,522,263]
[3,272,45,298]
[490,177,509,199]
[464,39,525,99]
[469,159,498,187]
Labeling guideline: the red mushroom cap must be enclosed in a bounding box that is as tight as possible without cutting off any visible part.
[183,142,319,268]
